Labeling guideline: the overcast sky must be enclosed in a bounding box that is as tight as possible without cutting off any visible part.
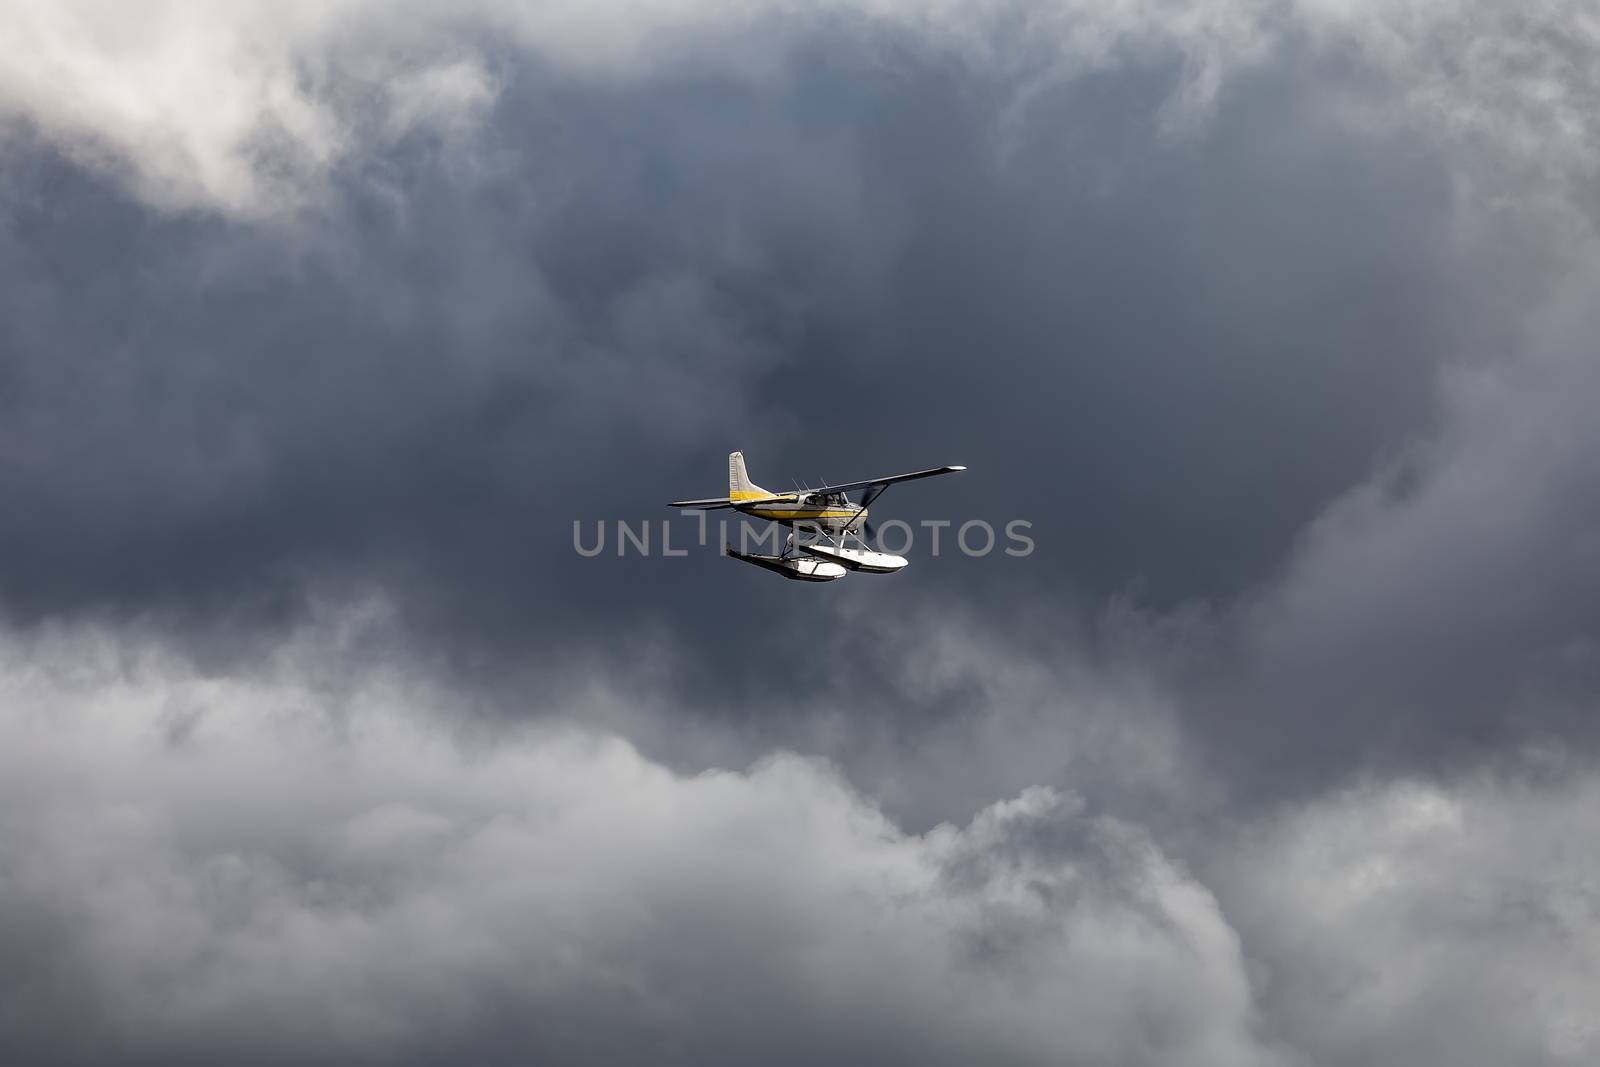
[2,2,1599,1064]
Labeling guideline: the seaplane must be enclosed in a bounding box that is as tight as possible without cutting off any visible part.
[669,451,967,582]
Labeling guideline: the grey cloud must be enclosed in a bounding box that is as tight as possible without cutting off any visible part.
[0,0,1275,219]
[1210,769,1600,1066]
[1215,253,1600,788]
[0,0,1595,802]
[5,5,1600,1061]
[2,620,1597,1066]
[5,3,1594,223]
[0,624,1272,1067]
[0,23,1511,621]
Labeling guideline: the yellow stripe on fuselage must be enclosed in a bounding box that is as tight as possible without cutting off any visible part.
[738,507,859,521]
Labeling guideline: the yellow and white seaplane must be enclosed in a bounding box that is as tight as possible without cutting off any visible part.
[669,451,967,582]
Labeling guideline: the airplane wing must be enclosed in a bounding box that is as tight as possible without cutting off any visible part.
[806,465,967,498]
[667,464,964,509]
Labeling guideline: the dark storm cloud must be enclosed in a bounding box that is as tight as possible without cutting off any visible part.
[1210,256,1600,792]
[0,17,1519,636]
[1,1,1587,788]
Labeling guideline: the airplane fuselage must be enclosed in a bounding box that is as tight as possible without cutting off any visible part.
[733,499,865,533]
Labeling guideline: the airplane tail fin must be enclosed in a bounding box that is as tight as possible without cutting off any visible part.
[728,451,772,501]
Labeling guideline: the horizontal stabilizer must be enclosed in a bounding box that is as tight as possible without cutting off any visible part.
[668,497,738,510]
[669,492,800,509]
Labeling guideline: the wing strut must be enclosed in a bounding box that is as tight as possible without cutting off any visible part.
[841,483,889,538]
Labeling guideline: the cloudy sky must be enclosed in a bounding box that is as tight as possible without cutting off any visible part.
[3,1,1600,1063]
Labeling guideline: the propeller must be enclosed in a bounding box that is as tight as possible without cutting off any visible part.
[852,487,880,544]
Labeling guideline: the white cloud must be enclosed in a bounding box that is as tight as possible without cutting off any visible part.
[22,1,1600,218]
[1218,772,1600,1066]
[2,616,1598,1064]
[0,619,1275,1065]
[380,58,497,142]
[0,0,351,215]
[1297,0,1600,181]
